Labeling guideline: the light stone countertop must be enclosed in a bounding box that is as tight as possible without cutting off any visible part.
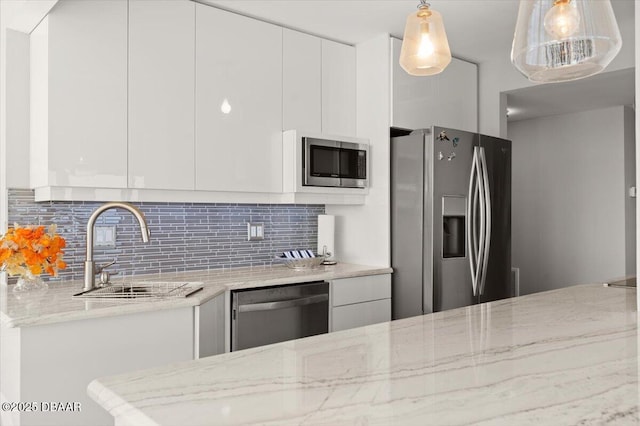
[0,263,392,328]
[88,284,638,426]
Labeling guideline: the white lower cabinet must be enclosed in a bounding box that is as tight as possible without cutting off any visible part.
[195,293,226,358]
[330,274,392,332]
[332,299,391,332]
[1,308,194,426]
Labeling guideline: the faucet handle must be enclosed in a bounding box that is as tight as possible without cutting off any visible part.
[96,260,117,286]
[96,259,116,274]
[98,269,119,286]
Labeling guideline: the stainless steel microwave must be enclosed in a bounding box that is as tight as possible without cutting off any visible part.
[302,137,368,188]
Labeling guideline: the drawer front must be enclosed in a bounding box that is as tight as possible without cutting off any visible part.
[331,299,391,332]
[332,274,391,307]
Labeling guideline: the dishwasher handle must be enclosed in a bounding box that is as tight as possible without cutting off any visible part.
[237,294,329,313]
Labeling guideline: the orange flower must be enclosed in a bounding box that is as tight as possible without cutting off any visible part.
[0,224,67,278]
[0,248,11,263]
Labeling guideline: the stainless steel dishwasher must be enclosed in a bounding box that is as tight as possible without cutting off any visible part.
[231,281,329,351]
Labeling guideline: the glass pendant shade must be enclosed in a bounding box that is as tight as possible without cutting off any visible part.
[399,2,452,76]
[511,0,622,83]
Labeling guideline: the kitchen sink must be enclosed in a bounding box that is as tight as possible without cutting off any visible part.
[72,281,204,300]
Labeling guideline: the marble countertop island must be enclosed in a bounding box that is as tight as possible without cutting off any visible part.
[1,263,392,328]
[88,284,638,425]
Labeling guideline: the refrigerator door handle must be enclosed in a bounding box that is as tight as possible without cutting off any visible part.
[467,147,481,296]
[478,147,492,296]
[476,147,487,297]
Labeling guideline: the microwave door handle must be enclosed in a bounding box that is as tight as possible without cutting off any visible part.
[237,294,329,313]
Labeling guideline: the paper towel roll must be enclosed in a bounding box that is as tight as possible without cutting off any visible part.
[317,215,335,260]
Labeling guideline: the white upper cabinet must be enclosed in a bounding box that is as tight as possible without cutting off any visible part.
[434,57,478,133]
[391,37,478,133]
[390,38,436,131]
[282,29,322,133]
[30,0,128,189]
[29,2,361,204]
[128,0,195,190]
[321,40,356,136]
[195,4,283,193]
[282,31,356,137]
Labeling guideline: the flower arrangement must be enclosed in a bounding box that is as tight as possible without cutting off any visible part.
[0,224,67,278]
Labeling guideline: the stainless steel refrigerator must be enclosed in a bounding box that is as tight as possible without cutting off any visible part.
[391,126,511,319]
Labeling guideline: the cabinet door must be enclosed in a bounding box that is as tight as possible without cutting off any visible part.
[35,0,128,188]
[195,4,283,193]
[332,274,391,306]
[321,39,356,136]
[196,293,226,358]
[390,37,438,131]
[128,0,195,190]
[435,58,478,133]
[283,29,321,133]
[391,37,478,132]
[16,308,194,426]
[332,299,391,332]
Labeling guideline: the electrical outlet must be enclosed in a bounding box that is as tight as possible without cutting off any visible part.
[95,225,116,248]
[247,223,264,241]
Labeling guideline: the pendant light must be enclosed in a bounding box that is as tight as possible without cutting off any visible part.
[511,0,622,83]
[399,0,451,76]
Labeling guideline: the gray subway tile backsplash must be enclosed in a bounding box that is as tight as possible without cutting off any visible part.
[7,189,324,282]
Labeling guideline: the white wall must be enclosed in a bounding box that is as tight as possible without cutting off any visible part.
[509,106,630,294]
[479,1,635,138]
[325,34,391,267]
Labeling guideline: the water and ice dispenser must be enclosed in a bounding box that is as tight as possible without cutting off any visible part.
[442,196,466,259]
